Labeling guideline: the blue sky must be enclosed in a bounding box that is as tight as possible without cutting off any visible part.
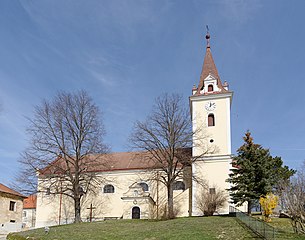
[1,0,305,185]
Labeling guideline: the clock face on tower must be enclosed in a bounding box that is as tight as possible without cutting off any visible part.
[205,101,216,111]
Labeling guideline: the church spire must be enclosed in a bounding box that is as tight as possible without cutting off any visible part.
[195,28,228,95]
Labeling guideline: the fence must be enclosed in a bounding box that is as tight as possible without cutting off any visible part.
[229,206,275,239]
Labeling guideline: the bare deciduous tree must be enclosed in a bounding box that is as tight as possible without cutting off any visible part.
[130,93,213,219]
[17,90,108,223]
[282,162,305,234]
[197,185,227,216]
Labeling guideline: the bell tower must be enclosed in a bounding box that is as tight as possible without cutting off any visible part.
[190,29,233,215]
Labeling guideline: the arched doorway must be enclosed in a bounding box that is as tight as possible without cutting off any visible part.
[132,206,140,219]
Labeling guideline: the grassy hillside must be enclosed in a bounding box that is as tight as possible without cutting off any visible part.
[8,217,254,240]
[7,216,305,240]
[266,218,305,239]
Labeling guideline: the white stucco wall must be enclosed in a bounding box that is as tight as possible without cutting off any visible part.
[192,157,231,216]
[191,93,232,157]
[190,92,233,216]
[35,169,191,227]
[22,208,36,229]
[0,194,24,234]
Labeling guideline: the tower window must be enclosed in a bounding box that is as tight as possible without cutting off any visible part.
[139,182,149,192]
[103,184,115,193]
[208,114,215,127]
[209,188,216,194]
[208,84,214,92]
[173,181,185,191]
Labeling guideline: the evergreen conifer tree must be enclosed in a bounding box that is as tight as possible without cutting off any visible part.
[227,131,294,214]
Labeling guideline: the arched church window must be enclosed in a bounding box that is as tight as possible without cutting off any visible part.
[103,184,115,193]
[209,188,216,195]
[208,114,215,127]
[208,84,214,92]
[173,181,185,191]
[139,182,149,192]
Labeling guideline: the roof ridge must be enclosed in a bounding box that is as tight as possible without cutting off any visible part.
[0,183,26,198]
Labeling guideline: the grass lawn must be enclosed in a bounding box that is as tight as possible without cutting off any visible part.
[8,216,255,240]
[8,216,305,240]
[268,217,305,239]
[251,215,305,239]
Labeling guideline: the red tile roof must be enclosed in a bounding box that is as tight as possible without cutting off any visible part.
[23,195,37,209]
[39,149,192,176]
[0,183,26,198]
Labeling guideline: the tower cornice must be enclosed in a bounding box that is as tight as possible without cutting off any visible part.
[190,91,233,102]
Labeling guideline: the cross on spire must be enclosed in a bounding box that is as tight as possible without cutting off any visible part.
[206,25,210,48]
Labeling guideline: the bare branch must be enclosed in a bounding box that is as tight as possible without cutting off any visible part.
[16,90,108,223]
[282,162,305,234]
[129,93,212,219]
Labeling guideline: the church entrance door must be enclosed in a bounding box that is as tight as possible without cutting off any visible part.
[132,206,140,219]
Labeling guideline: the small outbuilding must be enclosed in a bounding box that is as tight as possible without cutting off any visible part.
[23,195,37,229]
[0,183,26,234]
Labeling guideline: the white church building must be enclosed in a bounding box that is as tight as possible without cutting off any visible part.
[35,33,242,227]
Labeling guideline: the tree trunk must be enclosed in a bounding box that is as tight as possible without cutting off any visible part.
[247,200,251,215]
[167,183,174,219]
[74,197,82,223]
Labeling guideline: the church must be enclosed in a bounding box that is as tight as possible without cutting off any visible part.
[35,32,243,227]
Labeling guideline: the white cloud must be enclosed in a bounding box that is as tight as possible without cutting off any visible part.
[87,69,116,87]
